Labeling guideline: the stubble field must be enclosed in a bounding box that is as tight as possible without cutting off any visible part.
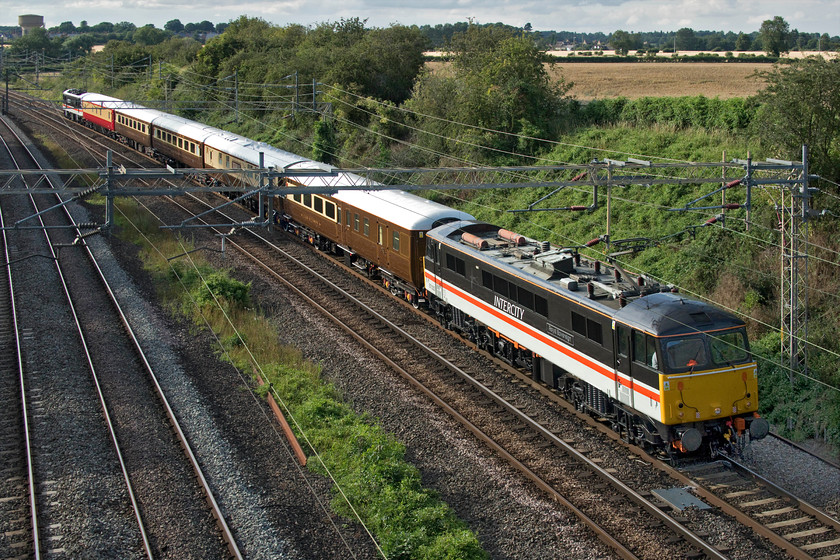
[553,62,770,100]
[427,61,771,99]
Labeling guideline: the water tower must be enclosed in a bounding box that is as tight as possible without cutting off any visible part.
[19,14,45,36]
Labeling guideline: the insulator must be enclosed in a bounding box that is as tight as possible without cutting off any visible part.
[569,205,588,211]
[587,282,594,298]
[574,253,581,266]
[77,185,100,198]
[614,269,621,281]
[637,276,645,286]
[461,232,488,250]
[76,222,97,229]
[498,229,526,246]
[619,294,627,307]
[723,203,741,209]
[594,261,601,274]
[724,179,742,189]
[585,237,601,247]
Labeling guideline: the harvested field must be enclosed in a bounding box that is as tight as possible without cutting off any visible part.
[552,62,770,100]
[426,61,771,100]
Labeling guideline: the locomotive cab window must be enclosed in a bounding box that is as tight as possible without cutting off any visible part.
[425,239,437,262]
[633,331,659,370]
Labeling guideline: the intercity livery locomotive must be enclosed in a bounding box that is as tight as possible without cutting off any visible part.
[61,89,768,456]
[424,220,769,456]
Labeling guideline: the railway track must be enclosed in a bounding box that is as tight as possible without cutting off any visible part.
[682,459,840,560]
[0,112,241,559]
[157,190,732,560]
[8,89,840,559]
[0,164,40,559]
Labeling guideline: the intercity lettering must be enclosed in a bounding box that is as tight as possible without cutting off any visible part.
[493,295,525,320]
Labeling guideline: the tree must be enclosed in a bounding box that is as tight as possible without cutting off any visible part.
[91,21,114,33]
[735,32,751,51]
[407,25,571,162]
[62,33,97,55]
[9,27,60,57]
[755,57,840,182]
[611,30,639,55]
[133,25,169,46]
[759,16,790,56]
[57,21,76,34]
[165,19,184,33]
[675,27,699,50]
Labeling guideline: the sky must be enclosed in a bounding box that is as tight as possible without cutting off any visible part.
[3,0,840,36]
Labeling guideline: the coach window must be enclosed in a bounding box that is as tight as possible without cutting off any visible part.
[335,205,341,223]
[178,138,183,148]
[314,196,323,213]
[304,193,312,208]
[354,214,360,232]
[378,225,384,245]
[392,231,400,252]
[363,218,370,236]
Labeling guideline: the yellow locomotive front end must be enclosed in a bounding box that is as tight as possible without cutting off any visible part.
[656,327,768,453]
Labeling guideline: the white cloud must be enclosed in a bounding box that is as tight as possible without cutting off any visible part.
[2,0,839,34]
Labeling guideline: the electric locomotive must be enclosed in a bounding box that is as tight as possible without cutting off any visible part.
[424,220,769,456]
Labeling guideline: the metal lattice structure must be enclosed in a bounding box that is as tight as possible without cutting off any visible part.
[0,150,815,377]
[777,147,811,381]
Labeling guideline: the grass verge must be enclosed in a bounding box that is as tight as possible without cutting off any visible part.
[114,198,487,560]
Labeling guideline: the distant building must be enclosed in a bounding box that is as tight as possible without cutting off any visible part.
[19,14,44,36]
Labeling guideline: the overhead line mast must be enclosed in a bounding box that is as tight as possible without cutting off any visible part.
[0,149,822,378]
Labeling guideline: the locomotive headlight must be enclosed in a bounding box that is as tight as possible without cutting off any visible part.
[714,407,721,415]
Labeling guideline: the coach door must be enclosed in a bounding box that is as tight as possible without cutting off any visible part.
[613,322,633,407]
